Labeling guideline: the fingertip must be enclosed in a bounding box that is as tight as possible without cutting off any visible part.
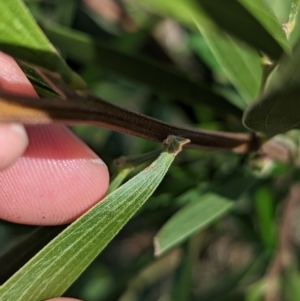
[0,125,110,225]
[0,52,110,225]
[0,123,28,170]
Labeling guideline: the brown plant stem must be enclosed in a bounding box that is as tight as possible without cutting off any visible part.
[0,92,258,153]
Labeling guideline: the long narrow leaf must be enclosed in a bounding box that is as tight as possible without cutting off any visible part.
[194,13,262,104]
[198,0,289,60]
[154,193,233,256]
[0,136,189,301]
[0,159,133,285]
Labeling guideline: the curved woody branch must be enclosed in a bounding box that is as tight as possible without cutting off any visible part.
[0,91,260,153]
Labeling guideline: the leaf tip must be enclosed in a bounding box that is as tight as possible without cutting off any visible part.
[163,136,190,154]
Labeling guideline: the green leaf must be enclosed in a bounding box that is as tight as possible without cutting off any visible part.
[243,40,300,135]
[194,13,262,104]
[0,136,188,301]
[131,0,289,60]
[264,0,292,23]
[106,167,133,195]
[130,0,198,28]
[254,187,276,251]
[286,0,300,46]
[0,0,86,89]
[190,34,259,108]
[170,241,193,301]
[245,280,267,301]
[40,20,243,118]
[107,149,163,195]
[198,0,290,60]
[130,0,263,104]
[154,193,233,256]
[284,263,300,301]
[18,62,59,97]
[56,0,77,27]
[0,156,132,285]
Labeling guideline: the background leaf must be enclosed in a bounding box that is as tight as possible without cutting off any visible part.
[0,0,85,89]
[264,0,292,23]
[154,193,233,256]
[194,14,262,104]
[18,62,60,97]
[254,187,276,251]
[243,40,300,135]
[286,0,300,46]
[198,0,289,60]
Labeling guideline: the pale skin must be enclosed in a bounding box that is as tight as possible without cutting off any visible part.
[0,52,110,300]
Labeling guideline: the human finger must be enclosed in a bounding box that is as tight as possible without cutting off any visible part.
[0,52,110,225]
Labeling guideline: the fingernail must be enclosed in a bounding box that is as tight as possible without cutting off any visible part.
[9,123,29,146]
[91,158,106,165]
[0,123,28,170]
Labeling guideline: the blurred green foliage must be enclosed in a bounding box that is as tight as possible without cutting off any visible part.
[2,0,300,300]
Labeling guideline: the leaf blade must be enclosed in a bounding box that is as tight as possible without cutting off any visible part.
[0,136,189,301]
[0,0,85,89]
[243,40,300,135]
[194,15,262,104]
[198,0,289,60]
[154,193,233,256]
